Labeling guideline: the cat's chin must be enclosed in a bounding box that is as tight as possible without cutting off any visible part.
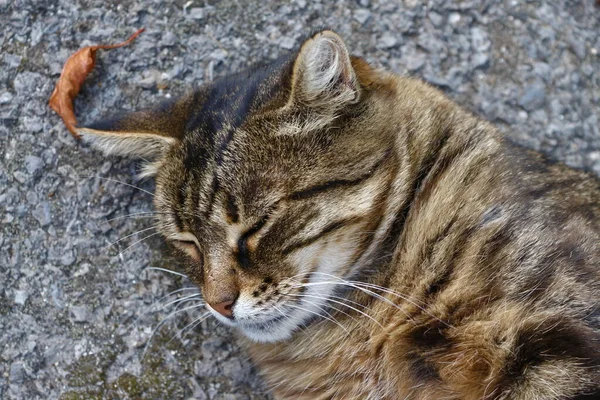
[236,314,300,343]
[238,322,295,343]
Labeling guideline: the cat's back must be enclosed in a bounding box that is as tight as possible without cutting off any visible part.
[248,77,600,399]
[376,93,600,399]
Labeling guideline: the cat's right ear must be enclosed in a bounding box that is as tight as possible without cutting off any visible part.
[289,30,360,110]
[77,93,196,160]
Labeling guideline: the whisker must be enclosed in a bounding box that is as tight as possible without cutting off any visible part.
[287,292,383,328]
[143,267,188,278]
[133,287,200,325]
[105,225,157,250]
[135,296,204,328]
[105,212,164,223]
[162,293,203,309]
[292,272,451,327]
[292,279,415,323]
[346,281,451,327]
[286,302,350,335]
[166,310,210,347]
[78,174,155,197]
[118,231,162,256]
[303,271,433,309]
[297,297,358,335]
[141,302,206,361]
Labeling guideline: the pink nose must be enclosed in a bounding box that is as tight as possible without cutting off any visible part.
[210,299,235,318]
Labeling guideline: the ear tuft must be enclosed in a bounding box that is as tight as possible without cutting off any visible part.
[77,93,196,169]
[78,127,177,159]
[291,30,360,108]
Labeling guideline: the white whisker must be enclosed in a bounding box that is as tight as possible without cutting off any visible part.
[105,225,157,250]
[78,174,155,197]
[287,292,383,328]
[118,231,162,256]
[141,302,206,361]
[133,287,201,325]
[143,267,188,278]
[166,311,211,347]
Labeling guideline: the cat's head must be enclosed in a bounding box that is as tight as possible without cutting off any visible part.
[79,30,397,342]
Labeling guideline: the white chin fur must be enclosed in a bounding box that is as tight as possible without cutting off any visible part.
[240,282,338,343]
[239,323,296,343]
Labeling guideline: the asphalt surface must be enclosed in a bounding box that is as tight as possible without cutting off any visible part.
[1,0,599,399]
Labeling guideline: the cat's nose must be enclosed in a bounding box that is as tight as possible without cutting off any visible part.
[210,296,237,318]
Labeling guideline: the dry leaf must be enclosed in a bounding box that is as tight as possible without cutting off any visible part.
[49,28,145,138]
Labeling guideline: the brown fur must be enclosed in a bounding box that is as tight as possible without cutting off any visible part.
[80,31,600,399]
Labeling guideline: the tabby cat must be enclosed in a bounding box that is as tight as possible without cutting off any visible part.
[78,31,600,399]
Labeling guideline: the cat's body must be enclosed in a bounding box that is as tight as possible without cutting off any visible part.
[244,75,600,400]
[78,31,600,399]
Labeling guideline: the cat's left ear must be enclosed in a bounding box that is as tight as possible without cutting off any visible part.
[289,30,360,109]
[77,93,195,160]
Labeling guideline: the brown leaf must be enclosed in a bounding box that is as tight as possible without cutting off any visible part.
[48,28,145,138]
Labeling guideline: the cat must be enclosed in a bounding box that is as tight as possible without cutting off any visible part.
[78,30,600,399]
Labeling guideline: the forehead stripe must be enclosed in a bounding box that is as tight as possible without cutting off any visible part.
[288,149,392,201]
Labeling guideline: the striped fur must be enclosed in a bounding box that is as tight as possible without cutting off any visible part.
[82,31,600,399]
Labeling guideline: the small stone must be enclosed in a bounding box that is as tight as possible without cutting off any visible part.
[61,250,76,266]
[14,290,28,305]
[30,21,43,46]
[138,70,161,89]
[195,360,218,378]
[471,52,489,69]
[423,74,450,88]
[32,202,52,227]
[471,27,490,52]
[378,33,398,49]
[359,0,370,6]
[353,9,371,25]
[9,362,25,383]
[470,27,490,69]
[51,284,66,309]
[428,11,443,27]
[188,8,205,20]
[533,62,552,82]
[448,12,461,25]
[100,161,112,175]
[74,263,91,277]
[26,190,38,204]
[0,91,13,104]
[581,63,594,77]
[25,155,44,175]
[2,187,20,205]
[13,171,28,184]
[26,340,37,353]
[518,83,546,111]
[404,53,426,71]
[22,116,43,133]
[71,305,89,322]
[568,36,586,60]
[222,358,249,385]
[296,0,307,8]
[189,384,209,400]
[279,36,295,50]
[160,31,177,47]
[210,49,228,62]
[3,54,22,69]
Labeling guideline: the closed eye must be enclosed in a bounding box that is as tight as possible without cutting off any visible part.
[171,232,202,263]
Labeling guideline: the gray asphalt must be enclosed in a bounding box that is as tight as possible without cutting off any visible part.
[1,0,599,399]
